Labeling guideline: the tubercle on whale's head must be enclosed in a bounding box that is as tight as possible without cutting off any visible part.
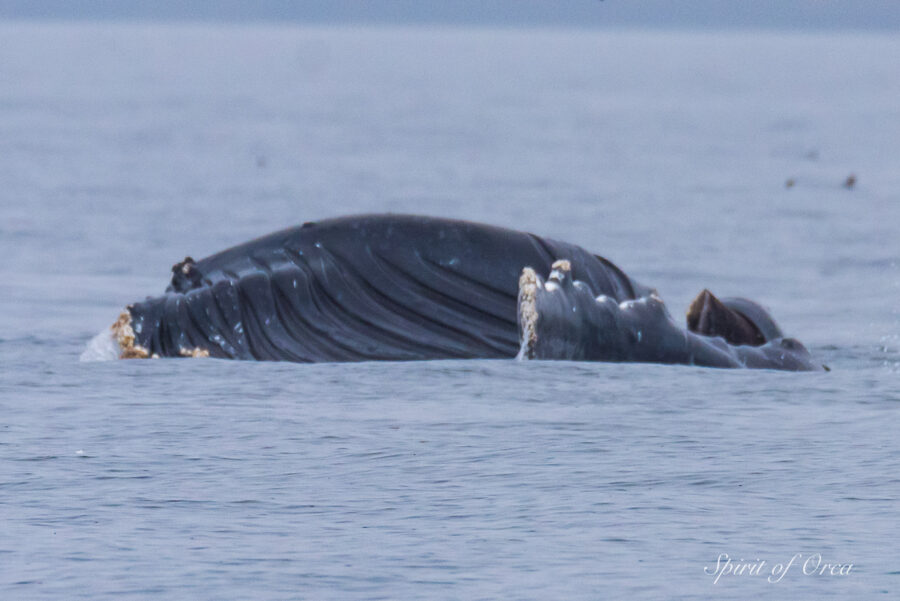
[167,256,203,293]
[111,310,150,359]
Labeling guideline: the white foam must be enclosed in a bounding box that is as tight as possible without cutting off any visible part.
[79,328,119,362]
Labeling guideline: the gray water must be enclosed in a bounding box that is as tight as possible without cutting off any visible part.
[1,22,899,600]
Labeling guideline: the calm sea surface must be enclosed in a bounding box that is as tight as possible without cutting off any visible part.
[1,23,898,600]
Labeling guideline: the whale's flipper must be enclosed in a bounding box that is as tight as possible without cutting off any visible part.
[517,261,823,371]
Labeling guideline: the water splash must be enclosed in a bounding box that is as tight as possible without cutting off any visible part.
[79,328,119,362]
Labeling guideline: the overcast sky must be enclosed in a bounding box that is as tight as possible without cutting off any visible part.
[1,0,898,30]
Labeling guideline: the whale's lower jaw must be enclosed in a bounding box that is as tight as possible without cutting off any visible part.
[115,215,633,363]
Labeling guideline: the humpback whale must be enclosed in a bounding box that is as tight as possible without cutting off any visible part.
[109,214,822,371]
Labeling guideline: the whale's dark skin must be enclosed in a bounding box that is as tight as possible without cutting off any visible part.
[121,214,822,370]
[126,214,650,362]
[517,261,823,371]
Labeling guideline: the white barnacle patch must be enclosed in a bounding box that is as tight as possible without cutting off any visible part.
[549,259,572,283]
[111,311,149,359]
[179,347,210,358]
[550,259,572,272]
[517,267,541,359]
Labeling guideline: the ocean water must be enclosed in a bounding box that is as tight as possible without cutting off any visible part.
[1,22,898,600]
